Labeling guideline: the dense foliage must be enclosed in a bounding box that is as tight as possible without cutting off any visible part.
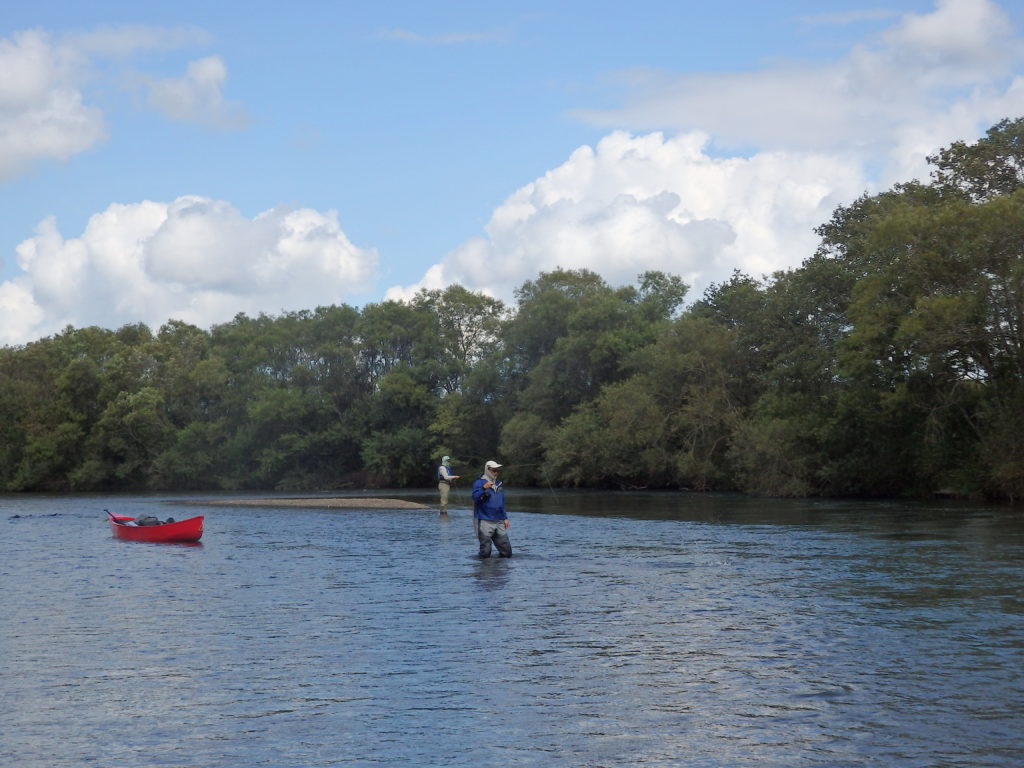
[2,120,1023,499]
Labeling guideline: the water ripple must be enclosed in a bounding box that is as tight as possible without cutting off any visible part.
[1,493,1022,767]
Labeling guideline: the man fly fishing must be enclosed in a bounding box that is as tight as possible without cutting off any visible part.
[437,455,460,516]
[471,460,511,558]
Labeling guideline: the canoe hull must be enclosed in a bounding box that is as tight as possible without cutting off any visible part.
[110,515,204,543]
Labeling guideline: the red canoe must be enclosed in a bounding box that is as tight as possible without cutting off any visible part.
[109,514,204,543]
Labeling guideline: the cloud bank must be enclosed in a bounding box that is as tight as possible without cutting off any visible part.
[387,131,866,303]
[390,0,1024,304]
[1,197,377,346]
[576,0,1024,183]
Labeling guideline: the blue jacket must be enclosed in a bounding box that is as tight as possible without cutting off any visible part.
[472,475,506,521]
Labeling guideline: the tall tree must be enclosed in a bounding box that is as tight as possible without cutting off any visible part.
[929,116,1024,202]
[412,284,506,395]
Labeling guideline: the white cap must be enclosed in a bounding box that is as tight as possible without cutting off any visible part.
[485,460,503,470]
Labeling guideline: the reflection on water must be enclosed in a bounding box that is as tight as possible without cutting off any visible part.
[1,491,1022,767]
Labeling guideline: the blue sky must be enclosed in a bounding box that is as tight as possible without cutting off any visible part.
[2,0,1023,345]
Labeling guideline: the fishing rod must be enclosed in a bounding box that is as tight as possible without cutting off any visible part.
[512,462,560,502]
[434,455,560,503]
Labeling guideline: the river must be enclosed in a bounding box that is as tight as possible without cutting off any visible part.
[2,490,1022,767]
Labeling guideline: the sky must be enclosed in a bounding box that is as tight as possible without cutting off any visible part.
[2,0,1023,346]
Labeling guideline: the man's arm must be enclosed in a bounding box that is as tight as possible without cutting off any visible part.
[471,478,490,502]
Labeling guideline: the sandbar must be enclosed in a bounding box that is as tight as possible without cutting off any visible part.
[191,497,430,510]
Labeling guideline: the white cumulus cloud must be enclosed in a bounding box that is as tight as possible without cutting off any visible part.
[387,131,866,303]
[390,0,1024,305]
[0,30,106,181]
[1,197,377,346]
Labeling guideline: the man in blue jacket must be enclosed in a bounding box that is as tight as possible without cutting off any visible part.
[471,460,511,558]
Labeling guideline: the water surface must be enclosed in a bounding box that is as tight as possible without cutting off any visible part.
[2,491,1022,767]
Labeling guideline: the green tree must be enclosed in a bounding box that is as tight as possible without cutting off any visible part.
[929,116,1024,202]
[73,387,175,489]
[546,316,743,490]
[412,284,506,395]
[356,301,435,389]
[361,425,432,487]
[500,269,688,481]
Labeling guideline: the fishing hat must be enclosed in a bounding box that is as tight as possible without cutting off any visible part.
[485,460,503,470]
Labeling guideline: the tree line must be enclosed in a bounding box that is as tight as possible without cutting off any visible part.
[2,118,1022,499]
